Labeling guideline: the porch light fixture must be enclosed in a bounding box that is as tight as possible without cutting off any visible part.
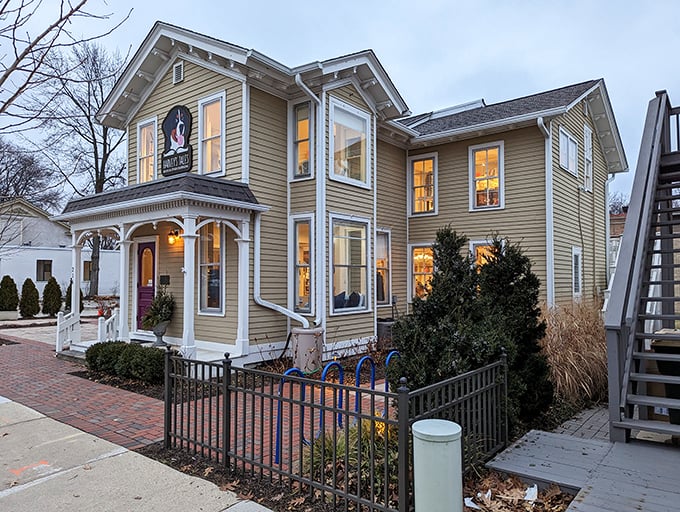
[168,229,180,245]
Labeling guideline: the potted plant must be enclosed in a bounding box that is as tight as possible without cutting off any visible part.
[141,286,175,346]
[0,275,19,321]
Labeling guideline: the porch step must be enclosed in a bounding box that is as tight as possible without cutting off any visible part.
[629,372,680,385]
[626,394,680,410]
[613,418,680,437]
[633,351,680,362]
[634,332,680,341]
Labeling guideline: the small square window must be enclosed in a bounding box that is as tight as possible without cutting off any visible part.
[36,260,52,281]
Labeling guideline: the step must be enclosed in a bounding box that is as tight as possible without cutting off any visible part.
[630,372,680,385]
[637,313,680,321]
[613,418,680,436]
[639,296,680,301]
[634,332,680,341]
[626,394,680,409]
[633,351,680,362]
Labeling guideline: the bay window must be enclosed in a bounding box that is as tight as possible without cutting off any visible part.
[331,217,368,312]
[294,219,312,313]
[330,97,370,187]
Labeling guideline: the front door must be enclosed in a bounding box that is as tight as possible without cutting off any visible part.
[137,242,155,329]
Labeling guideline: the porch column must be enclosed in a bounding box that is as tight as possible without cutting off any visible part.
[70,236,82,344]
[235,220,250,355]
[181,216,198,359]
[118,238,131,341]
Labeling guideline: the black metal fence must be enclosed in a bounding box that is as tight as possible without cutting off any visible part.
[164,351,507,512]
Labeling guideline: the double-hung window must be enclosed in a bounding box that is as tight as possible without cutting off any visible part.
[199,223,224,314]
[469,141,504,210]
[293,102,312,178]
[293,218,312,313]
[138,118,156,183]
[470,241,494,268]
[329,97,370,187]
[376,230,390,306]
[199,92,225,175]
[331,217,368,313]
[572,246,583,299]
[409,153,437,215]
[584,126,593,192]
[36,260,52,281]
[559,127,578,176]
[411,246,433,299]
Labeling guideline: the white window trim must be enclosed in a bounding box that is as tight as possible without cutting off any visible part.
[136,116,157,184]
[408,242,434,303]
[289,100,314,181]
[583,125,593,192]
[559,127,578,177]
[198,91,226,177]
[328,96,372,189]
[407,152,438,217]
[376,228,392,307]
[468,140,505,211]
[572,245,583,299]
[329,213,371,316]
[289,213,314,316]
[198,222,226,316]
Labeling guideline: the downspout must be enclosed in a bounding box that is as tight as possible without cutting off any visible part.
[254,212,309,328]
[538,117,555,307]
[295,73,324,327]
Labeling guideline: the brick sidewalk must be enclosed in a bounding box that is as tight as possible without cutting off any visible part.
[0,333,163,450]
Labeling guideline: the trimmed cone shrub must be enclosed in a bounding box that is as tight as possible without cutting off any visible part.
[65,280,84,313]
[19,278,40,318]
[42,277,62,316]
[0,275,19,311]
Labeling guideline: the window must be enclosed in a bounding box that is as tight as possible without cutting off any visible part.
[470,242,494,267]
[572,246,582,298]
[330,98,370,187]
[409,153,437,215]
[199,92,225,175]
[294,219,312,313]
[137,118,156,183]
[331,217,368,312]
[376,231,390,305]
[293,103,312,178]
[83,261,92,282]
[36,260,52,281]
[584,125,593,192]
[199,223,224,313]
[559,127,578,176]
[469,141,504,210]
[412,246,433,299]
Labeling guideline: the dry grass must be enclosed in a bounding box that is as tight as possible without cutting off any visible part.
[540,301,608,405]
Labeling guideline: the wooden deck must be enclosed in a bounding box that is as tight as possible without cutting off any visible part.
[488,430,680,511]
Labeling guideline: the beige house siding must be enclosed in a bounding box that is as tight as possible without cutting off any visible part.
[408,127,547,300]
[551,102,608,304]
[128,59,243,184]
[376,139,408,313]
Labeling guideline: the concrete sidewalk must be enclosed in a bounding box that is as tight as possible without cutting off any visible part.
[0,396,271,512]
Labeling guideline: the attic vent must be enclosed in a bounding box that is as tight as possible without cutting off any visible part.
[173,61,184,84]
[583,100,589,117]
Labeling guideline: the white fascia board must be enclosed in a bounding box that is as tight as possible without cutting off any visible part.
[384,119,419,137]
[411,106,567,144]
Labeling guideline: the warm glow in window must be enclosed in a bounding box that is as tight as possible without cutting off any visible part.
[332,219,368,311]
[139,122,155,183]
[473,244,494,267]
[412,157,435,213]
[332,104,367,183]
[376,231,390,305]
[412,247,433,298]
[294,103,311,177]
[294,220,311,313]
[199,223,222,311]
[473,147,499,208]
[140,248,153,287]
[201,98,223,174]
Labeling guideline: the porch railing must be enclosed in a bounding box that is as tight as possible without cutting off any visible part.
[97,307,120,342]
[164,351,507,512]
[56,311,80,352]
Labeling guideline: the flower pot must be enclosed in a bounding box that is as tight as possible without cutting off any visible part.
[152,320,171,346]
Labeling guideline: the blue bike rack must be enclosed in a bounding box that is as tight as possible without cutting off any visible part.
[274,367,307,464]
[384,350,401,392]
[320,361,344,428]
[354,355,376,412]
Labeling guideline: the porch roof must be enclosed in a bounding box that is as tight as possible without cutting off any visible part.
[55,173,266,221]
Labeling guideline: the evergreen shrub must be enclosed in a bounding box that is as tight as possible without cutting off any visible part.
[42,277,62,316]
[19,278,40,318]
[0,275,19,311]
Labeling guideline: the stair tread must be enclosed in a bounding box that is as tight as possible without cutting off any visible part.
[627,394,680,408]
[630,372,680,384]
[613,418,680,436]
[634,332,680,340]
[634,351,680,361]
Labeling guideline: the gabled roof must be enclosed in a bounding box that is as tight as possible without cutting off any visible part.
[98,21,410,130]
[400,79,627,174]
[0,197,69,229]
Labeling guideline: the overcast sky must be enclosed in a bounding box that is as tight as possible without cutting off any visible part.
[81,0,680,196]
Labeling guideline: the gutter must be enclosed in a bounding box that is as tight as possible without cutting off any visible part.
[254,212,309,328]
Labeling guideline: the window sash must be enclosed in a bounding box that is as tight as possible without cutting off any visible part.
[376,231,390,305]
[412,247,433,298]
[200,96,223,174]
[412,157,435,213]
[330,99,369,186]
[472,146,501,209]
[199,224,223,312]
[36,260,52,281]
[138,121,155,183]
[332,219,368,311]
[294,103,311,177]
[560,128,578,175]
[294,220,311,313]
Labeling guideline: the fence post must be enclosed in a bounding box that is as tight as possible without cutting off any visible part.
[397,377,410,512]
[164,346,172,449]
[500,349,508,447]
[222,352,232,471]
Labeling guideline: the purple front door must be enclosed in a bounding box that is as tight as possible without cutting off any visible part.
[137,242,155,329]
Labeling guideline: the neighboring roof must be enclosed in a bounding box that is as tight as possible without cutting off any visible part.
[400,79,628,174]
[58,173,261,216]
[0,197,69,229]
[98,21,409,130]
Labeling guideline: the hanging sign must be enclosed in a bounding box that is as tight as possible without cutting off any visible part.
[161,105,193,175]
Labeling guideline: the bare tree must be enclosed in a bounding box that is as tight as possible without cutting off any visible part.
[36,42,127,296]
[0,0,129,132]
[609,191,629,215]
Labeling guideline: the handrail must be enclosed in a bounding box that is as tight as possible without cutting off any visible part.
[98,307,120,342]
[56,311,80,352]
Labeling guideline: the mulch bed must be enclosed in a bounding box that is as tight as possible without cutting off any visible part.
[69,370,165,400]
[0,338,19,346]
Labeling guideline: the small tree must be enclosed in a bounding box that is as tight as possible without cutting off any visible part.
[65,280,84,313]
[19,278,40,318]
[0,275,19,311]
[42,277,62,316]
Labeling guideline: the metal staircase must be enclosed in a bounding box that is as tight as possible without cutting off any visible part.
[605,91,680,441]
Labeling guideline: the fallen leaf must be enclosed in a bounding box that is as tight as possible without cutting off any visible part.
[83,464,92,471]
[270,493,285,501]
[203,467,213,477]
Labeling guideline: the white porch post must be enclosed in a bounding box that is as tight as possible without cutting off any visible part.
[70,236,82,344]
[181,216,198,358]
[235,220,250,355]
[118,236,131,341]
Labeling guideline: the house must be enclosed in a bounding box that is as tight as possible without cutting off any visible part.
[54,22,627,363]
[0,198,119,296]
